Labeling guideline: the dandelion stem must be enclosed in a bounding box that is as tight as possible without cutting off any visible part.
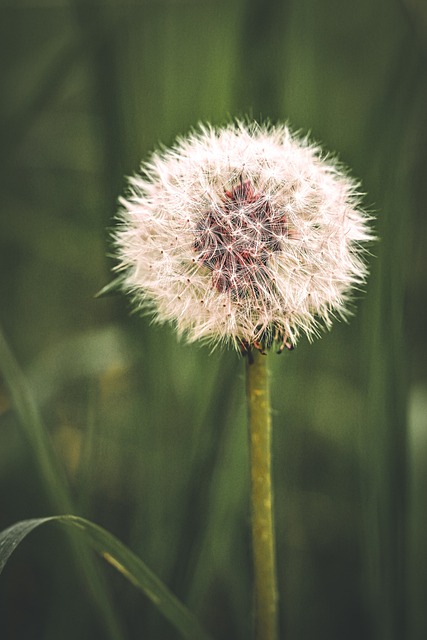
[246,350,279,640]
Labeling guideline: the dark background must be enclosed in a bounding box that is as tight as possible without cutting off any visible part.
[0,1,426,639]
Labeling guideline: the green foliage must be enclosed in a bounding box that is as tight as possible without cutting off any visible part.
[0,0,426,639]
[0,516,213,640]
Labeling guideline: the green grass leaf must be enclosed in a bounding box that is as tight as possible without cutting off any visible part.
[0,515,214,640]
[0,326,126,639]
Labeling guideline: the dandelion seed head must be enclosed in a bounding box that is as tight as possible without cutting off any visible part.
[114,121,374,351]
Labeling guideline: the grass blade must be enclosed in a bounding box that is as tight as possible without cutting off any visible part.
[0,326,125,640]
[0,515,214,640]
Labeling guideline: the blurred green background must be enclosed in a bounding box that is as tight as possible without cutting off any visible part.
[0,0,426,638]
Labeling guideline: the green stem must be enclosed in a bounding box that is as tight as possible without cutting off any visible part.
[246,350,279,640]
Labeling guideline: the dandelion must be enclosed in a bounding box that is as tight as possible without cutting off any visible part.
[112,121,374,640]
[114,121,373,353]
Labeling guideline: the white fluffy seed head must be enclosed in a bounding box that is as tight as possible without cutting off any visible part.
[113,121,374,352]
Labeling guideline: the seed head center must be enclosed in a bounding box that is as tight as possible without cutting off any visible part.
[194,180,287,294]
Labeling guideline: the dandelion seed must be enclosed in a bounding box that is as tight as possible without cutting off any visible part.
[111,120,375,640]
[113,121,374,351]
